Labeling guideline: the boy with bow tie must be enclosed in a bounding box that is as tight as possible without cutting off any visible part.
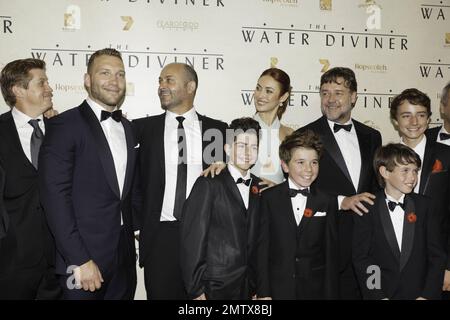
[256,130,339,299]
[352,143,446,299]
[180,117,262,300]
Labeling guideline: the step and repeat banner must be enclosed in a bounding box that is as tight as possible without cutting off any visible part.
[1,0,449,298]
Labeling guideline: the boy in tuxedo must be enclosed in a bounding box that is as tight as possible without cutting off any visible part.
[353,143,446,300]
[180,117,262,300]
[256,129,339,300]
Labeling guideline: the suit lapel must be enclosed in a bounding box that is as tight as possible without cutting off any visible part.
[246,175,260,250]
[278,182,298,235]
[120,119,136,199]
[378,194,401,261]
[354,122,371,193]
[297,187,318,234]
[223,168,247,211]
[318,117,353,190]
[400,195,415,271]
[79,102,120,198]
[419,138,435,194]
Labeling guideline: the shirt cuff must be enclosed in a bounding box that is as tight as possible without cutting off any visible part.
[337,195,346,210]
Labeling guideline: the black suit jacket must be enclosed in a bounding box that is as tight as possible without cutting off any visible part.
[352,191,446,300]
[0,164,8,242]
[39,101,139,275]
[256,182,339,299]
[0,111,55,273]
[133,112,227,267]
[180,169,261,299]
[425,126,450,269]
[296,116,382,270]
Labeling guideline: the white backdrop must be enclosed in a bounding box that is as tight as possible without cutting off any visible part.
[1,0,449,299]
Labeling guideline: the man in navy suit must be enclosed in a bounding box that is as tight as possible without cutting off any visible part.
[39,48,139,299]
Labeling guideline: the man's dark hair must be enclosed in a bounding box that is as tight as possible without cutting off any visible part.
[87,48,123,74]
[227,117,261,146]
[390,88,431,120]
[320,67,357,93]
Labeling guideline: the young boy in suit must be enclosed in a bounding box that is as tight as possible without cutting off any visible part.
[180,117,262,300]
[256,130,339,300]
[353,143,446,300]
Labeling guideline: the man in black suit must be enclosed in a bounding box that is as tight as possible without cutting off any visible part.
[296,67,382,299]
[133,63,227,299]
[426,82,450,147]
[181,117,261,300]
[257,130,339,300]
[353,143,446,299]
[390,88,450,295]
[0,58,60,299]
[39,48,139,299]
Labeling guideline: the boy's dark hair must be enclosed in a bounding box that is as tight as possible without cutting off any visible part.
[373,143,421,188]
[87,48,123,74]
[320,67,357,93]
[390,88,432,120]
[0,58,46,107]
[279,129,323,164]
[227,117,261,145]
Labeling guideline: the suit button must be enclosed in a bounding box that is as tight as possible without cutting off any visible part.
[292,274,296,279]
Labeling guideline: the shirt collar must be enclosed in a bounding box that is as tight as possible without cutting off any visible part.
[438,125,450,135]
[254,112,280,130]
[227,163,251,182]
[400,135,426,155]
[385,190,405,204]
[166,107,197,124]
[288,177,309,191]
[12,107,44,128]
[86,97,118,122]
[327,118,354,133]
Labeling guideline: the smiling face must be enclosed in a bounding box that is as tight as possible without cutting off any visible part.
[281,147,319,188]
[226,132,259,176]
[380,162,419,200]
[320,77,357,124]
[393,101,430,148]
[253,75,288,115]
[84,55,126,110]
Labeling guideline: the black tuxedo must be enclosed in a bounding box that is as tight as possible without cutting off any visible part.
[0,164,8,242]
[353,192,446,299]
[256,182,339,299]
[39,101,139,299]
[0,111,60,299]
[180,169,261,299]
[296,116,382,299]
[133,112,227,299]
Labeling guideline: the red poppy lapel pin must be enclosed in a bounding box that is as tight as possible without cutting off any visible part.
[432,159,443,173]
[251,185,259,195]
[303,208,313,218]
[406,212,417,224]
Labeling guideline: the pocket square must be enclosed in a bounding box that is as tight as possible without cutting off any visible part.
[134,143,140,149]
[314,211,327,217]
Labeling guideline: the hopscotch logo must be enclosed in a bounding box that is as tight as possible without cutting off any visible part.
[419,60,450,78]
[359,0,382,30]
[420,2,448,20]
[0,15,13,34]
[63,5,81,30]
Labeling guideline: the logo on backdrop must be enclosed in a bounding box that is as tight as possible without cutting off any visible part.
[320,0,332,10]
[121,16,134,30]
[420,2,447,20]
[0,15,13,34]
[446,33,450,45]
[319,59,330,72]
[261,0,299,8]
[157,20,199,31]
[241,24,408,51]
[63,5,81,31]
[354,63,387,73]
[124,0,225,7]
[270,57,278,68]
[359,0,382,30]
[30,45,224,71]
[419,59,449,79]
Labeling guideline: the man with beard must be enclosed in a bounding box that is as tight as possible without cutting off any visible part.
[39,48,139,299]
[133,63,227,299]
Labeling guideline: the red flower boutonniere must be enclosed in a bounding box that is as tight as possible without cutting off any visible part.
[303,208,313,218]
[432,159,443,173]
[251,186,259,195]
[406,212,417,224]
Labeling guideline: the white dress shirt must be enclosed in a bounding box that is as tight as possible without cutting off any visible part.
[228,164,251,209]
[288,178,309,226]
[385,192,406,251]
[11,107,45,164]
[437,126,450,146]
[86,98,127,224]
[161,108,203,221]
[401,135,426,193]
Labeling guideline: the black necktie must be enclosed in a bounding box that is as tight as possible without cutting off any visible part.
[100,110,122,122]
[387,200,404,212]
[28,119,44,169]
[440,132,450,141]
[289,188,310,198]
[333,123,352,133]
[236,177,251,186]
[173,116,187,220]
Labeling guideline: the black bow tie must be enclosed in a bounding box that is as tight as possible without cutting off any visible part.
[289,188,310,198]
[440,132,450,141]
[387,200,405,212]
[333,123,352,133]
[101,110,122,122]
[236,177,251,186]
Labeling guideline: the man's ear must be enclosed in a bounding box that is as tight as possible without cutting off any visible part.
[379,166,389,180]
[84,73,91,91]
[187,81,196,94]
[12,85,25,100]
[281,160,289,174]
